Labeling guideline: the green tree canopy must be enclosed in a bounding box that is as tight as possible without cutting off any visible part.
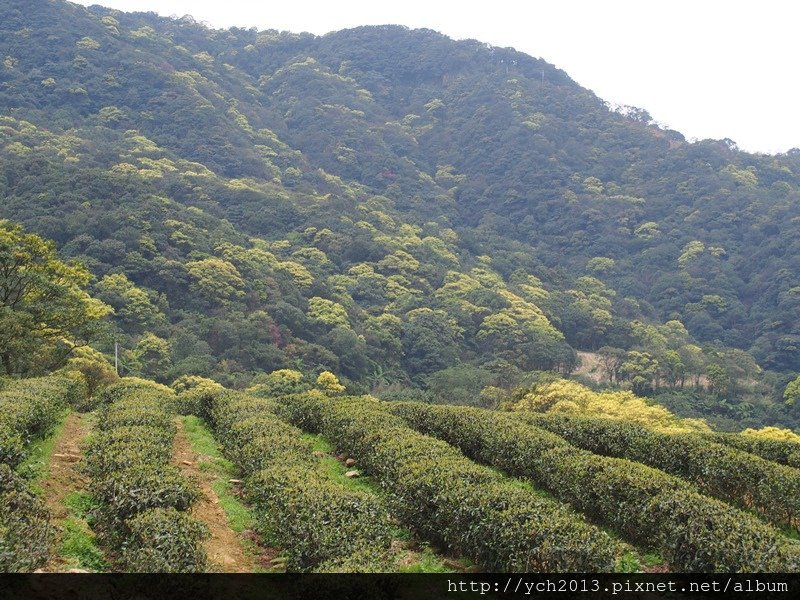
[0,220,111,374]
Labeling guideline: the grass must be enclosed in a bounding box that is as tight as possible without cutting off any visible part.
[301,431,471,573]
[642,552,665,567]
[63,490,97,520]
[59,517,108,571]
[179,415,266,564]
[780,525,800,541]
[17,408,70,492]
[302,432,383,496]
[396,545,452,573]
[51,416,108,572]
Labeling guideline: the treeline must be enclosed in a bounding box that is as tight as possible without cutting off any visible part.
[1,0,800,431]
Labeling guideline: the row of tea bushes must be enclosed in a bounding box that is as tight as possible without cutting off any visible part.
[201,389,393,572]
[0,464,53,571]
[705,432,800,469]
[0,376,81,571]
[273,393,623,572]
[390,402,800,572]
[0,376,80,466]
[83,379,208,572]
[522,413,800,530]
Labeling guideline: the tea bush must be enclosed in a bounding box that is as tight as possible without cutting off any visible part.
[206,390,393,572]
[84,378,207,571]
[523,413,800,530]
[275,394,622,572]
[708,432,800,469]
[0,376,80,571]
[120,508,209,573]
[390,402,800,572]
[0,464,53,571]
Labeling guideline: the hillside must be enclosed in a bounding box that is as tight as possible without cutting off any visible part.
[1,0,799,430]
[4,374,800,574]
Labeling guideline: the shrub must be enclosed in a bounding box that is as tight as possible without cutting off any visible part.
[172,377,224,417]
[120,508,209,573]
[92,466,200,532]
[390,402,800,572]
[85,380,207,570]
[648,489,800,572]
[524,413,800,530]
[276,394,622,572]
[83,436,174,481]
[99,403,175,432]
[709,432,800,469]
[97,377,174,406]
[0,464,53,571]
[247,466,392,572]
[205,390,393,571]
[0,425,25,467]
[0,376,77,466]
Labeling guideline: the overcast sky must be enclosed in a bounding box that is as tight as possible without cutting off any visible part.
[71,0,800,154]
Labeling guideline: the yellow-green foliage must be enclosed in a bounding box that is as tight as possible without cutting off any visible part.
[508,379,710,433]
[274,393,622,572]
[171,375,223,394]
[742,426,800,443]
[315,371,345,395]
[307,297,350,329]
[171,376,224,415]
[392,402,800,572]
[247,369,311,399]
[57,346,117,405]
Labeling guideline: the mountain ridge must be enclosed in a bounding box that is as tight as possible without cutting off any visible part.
[2,0,799,430]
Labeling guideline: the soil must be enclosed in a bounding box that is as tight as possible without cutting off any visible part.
[574,351,604,383]
[40,412,91,572]
[171,418,263,573]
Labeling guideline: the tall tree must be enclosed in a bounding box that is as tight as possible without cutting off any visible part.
[0,220,110,374]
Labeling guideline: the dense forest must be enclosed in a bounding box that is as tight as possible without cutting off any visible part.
[4,0,800,578]
[1,0,800,433]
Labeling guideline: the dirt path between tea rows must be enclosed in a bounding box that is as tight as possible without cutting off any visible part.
[171,418,262,573]
[40,412,92,572]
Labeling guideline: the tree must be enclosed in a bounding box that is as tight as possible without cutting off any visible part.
[185,258,245,305]
[705,363,730,397]
[597,346,626,383]
[127,333,172,381]
[94,273,166,333]
[0,220,111,375]
[784,376,800,406]
[620,351,659,395]
[316,371,345,395]
[401,308,463,377]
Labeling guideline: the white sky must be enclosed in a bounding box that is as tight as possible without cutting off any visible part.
[71,0,800,154]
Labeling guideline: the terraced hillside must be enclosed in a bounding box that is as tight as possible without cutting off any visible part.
[2,374,800,573]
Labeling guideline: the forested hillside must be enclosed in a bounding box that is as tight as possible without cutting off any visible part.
[2,0,800,430]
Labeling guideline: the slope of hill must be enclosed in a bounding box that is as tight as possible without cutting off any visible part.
[1,0,799,430]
